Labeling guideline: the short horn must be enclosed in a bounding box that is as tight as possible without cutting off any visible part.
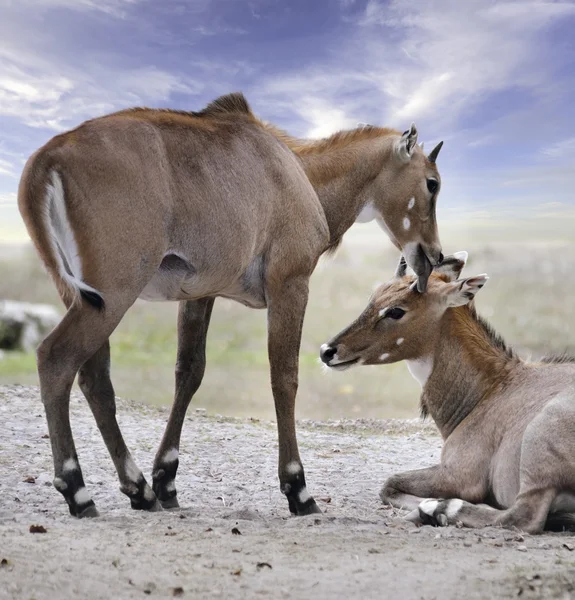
[395,255,408,278]
[427,141,443,163]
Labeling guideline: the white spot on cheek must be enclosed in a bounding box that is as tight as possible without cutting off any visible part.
[419,498,438,516]
[403,217,411,230]
[298,487,311,504]
[74,487,92,506]
[286,461,302,476]
[396,338,404,345]
[446,499,463,518]
[379,353,390,361]
[163,448,179,464]
[408,197,415,210]
[63,458,78,472]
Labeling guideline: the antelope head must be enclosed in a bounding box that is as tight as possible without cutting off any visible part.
[356,124,445,292]
[320,252,489,370]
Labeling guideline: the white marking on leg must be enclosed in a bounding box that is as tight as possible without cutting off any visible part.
[379,353,390,361]
[406,357,433,388]
[403,217,411,230]
[408,197,415,210]
[419,498,438,516]
[53,477,68,492]
[298,487,311,504]
[286,461,302,476]
[124,456,143,482]
[396,338,404,345]
[446,499,463,518]
[163,448,179,464]
[143,485,156,503]
[74,487,92,506]
[165,480,176,493]
[63,458,78,472]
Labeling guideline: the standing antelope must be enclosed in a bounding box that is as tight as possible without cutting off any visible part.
[18,92,445,518]
[321,253,575,533]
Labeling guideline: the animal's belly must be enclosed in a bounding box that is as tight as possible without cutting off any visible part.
[138,253,267,309]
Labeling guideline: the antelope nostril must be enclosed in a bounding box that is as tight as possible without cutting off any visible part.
[438,252,444,265]
[320,345,338,363]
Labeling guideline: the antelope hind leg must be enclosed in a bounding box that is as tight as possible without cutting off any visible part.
[79,342,161,512]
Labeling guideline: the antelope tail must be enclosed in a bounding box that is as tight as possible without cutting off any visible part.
[19,162,105,311]
[43,171,104,310]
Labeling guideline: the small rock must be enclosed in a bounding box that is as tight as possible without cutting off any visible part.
[231,527,241,535]
[562,543,574,551]
[143,582,156,594]
[29,525,47,534]
[463,541,472,547]
[23,476,35,484]
[256,562,272,570]
[231,568,242,576]
[517,545,528,552]
[0,558,9,567]
[172,587,184,597]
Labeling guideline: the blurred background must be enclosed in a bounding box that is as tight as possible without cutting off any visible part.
[1,0,574,419]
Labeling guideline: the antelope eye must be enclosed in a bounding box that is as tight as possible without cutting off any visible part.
[386,307,406,320]
[427,179,439,194]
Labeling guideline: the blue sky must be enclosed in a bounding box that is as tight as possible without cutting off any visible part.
[1,0,575,240]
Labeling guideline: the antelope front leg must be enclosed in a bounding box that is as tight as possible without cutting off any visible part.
[267,275,321,516]
[152,298,215,508]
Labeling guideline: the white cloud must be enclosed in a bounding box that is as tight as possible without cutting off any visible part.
[540,137,575,159]
[0,0,141,17]
[253,0,574,140]
[0,45,203,130]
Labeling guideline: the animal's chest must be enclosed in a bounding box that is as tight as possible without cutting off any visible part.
[138,253,267,308]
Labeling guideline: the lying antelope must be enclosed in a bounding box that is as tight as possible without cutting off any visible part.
[18,92,445,518]
[321,253,575,533]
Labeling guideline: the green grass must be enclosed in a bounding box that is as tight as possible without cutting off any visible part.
[3,217,575,419]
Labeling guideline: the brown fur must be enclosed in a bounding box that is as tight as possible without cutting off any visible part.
[18,92,444,518]
[324,255,575,533]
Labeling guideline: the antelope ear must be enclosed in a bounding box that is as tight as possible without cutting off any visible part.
[434,251,468,282]
[395,123,418,162]
[444,274,489,307]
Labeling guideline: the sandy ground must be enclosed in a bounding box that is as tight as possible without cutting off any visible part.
[2,385,575,599]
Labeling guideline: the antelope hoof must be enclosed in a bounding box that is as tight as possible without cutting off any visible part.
[131,497,163,512]
[160,496,180,510]
[296,499,322,516]
[284,486,322,516]
[417,499,449,527]
[77,503,100,519]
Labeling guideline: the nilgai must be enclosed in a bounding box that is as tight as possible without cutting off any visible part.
[321,252,575,532]
[18,92,444,517]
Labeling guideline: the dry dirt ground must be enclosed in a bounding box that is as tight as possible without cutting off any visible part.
[2,385,575,599]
